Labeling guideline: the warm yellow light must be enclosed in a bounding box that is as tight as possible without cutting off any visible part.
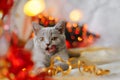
[0,11,3,19]
[78,37,82,41]
[69,9,83,22]
[72,23,78,28]
[24,0,45,16]
[49,16,54,20]
[66,22,72,29]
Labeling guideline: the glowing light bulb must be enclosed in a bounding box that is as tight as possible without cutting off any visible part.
[69,9,83,22]
[24,0,45,16]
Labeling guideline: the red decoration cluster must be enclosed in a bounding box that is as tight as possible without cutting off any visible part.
[65,24,100,48]
[38,14,56,27]
[0,32,53,80]
[7,46,33,75]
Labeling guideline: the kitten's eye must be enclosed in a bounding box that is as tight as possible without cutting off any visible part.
[39,37,44,41]
[52,37,58,40]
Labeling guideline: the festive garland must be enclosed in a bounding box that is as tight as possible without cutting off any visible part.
[45,56,110,76]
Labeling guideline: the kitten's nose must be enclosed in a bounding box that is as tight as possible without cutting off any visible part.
[46,43,50,46]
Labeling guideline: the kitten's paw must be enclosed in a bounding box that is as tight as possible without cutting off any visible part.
[55,62,69,71]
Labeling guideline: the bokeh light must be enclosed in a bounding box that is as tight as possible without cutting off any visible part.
[24,0,45,16]
[0,11,3,19]
[78,37,82,41]
[69,9,83,22]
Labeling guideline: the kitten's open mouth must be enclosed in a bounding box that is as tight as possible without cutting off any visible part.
[46,45,57,53]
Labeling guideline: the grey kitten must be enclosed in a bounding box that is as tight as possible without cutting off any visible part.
[25,21,70,72]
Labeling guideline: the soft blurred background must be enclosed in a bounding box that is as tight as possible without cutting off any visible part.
[0,0,120,80]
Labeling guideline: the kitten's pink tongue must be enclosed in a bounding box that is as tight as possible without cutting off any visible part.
[48,45,56,53]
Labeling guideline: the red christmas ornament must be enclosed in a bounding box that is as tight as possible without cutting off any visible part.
[0,0,14,18]
[7,46,33,74]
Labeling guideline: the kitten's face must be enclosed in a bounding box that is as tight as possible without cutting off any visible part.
[33,21,66,55]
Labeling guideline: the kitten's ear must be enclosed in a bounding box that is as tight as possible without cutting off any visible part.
[54,20,66,34]
[32,22,42,35]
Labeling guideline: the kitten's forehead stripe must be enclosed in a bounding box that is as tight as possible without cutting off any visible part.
[37,27,60,37]
[42,32,44,35]
[50,31,52,36]
[49,29,52,36]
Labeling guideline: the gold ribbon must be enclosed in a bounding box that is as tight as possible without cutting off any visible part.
[46,56,72,76]
[46,56,110,76]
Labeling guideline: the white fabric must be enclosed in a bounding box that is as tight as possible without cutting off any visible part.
[54,49,120,80]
